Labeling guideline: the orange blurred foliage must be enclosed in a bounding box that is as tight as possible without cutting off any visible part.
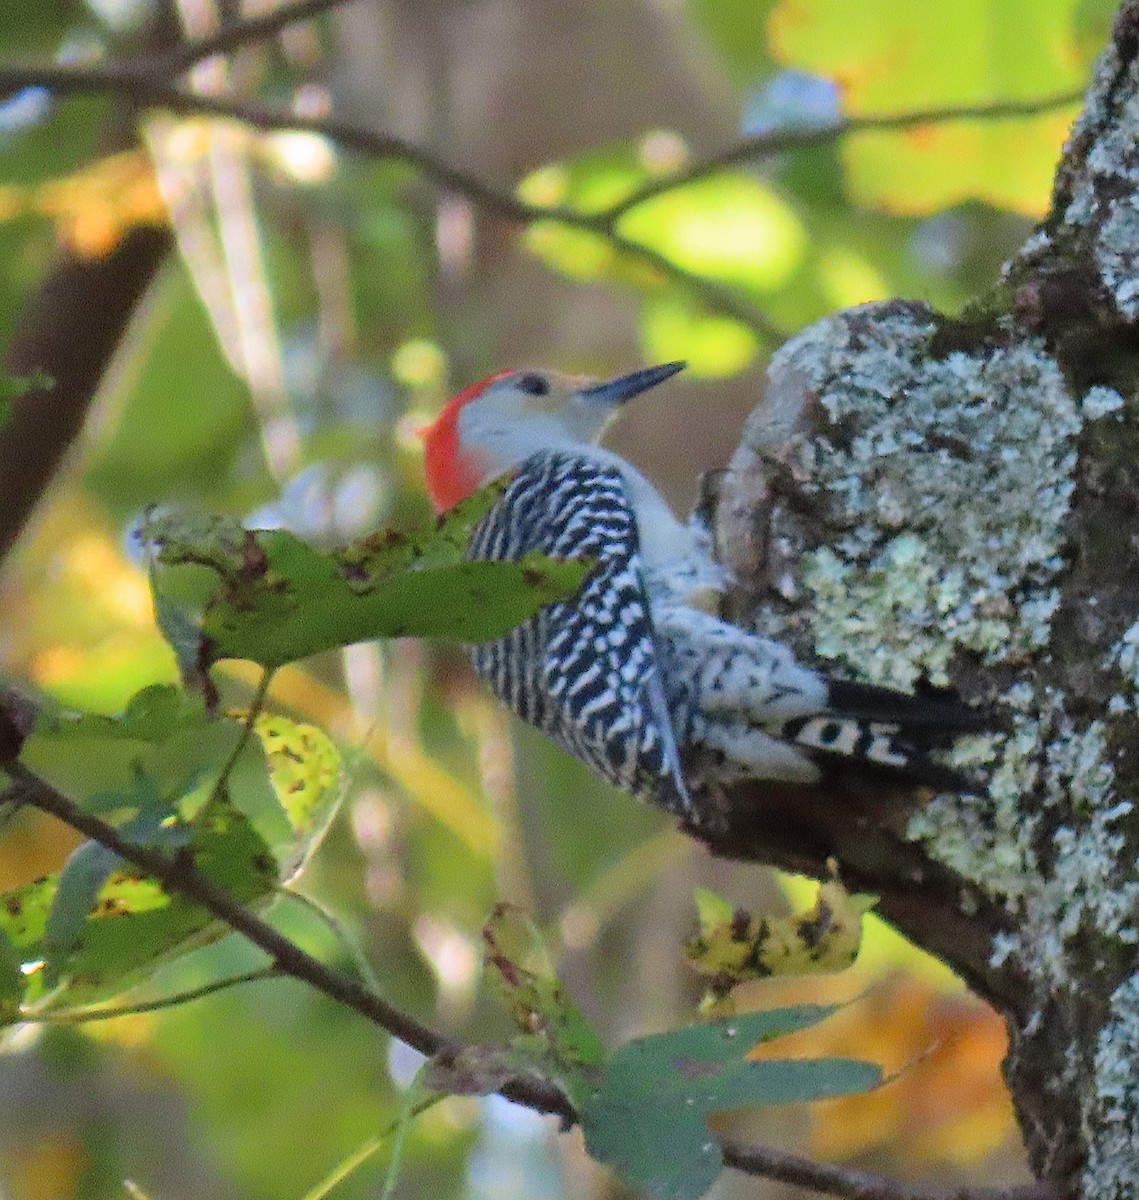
[782,973,1017,1165]
[0,151,168,258]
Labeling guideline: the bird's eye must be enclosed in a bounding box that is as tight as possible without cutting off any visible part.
[516,373,549,396]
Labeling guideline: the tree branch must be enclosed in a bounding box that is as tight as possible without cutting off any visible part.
[0,225,172,562]
[0,62,1084,346]
[151,0,360,75]
[5,758,575,1124]
[720,1139,1069,1200]
[601,90,1085,221]
[2,748,1063,1200]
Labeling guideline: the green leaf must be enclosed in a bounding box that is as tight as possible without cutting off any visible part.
[483,904,605,1107]
[687,0,779,87]
[144,487,590,669]
[640,294,759,378]
[43,841,125,983]
[7,800,278,1013]
[20,686,244,821]
[42,767,199,985]
[1,683,322,1012]
[582,1007,881,1200]
[619,174,807,295]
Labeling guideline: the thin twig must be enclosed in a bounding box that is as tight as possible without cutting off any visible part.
[601,90,1086,221]
[6,758,575,1124]
[720,1139,1069,1200]
[27,965,281,1023]
[154,0,359,75]
[204,665,275,813]
[0,62,1083,345]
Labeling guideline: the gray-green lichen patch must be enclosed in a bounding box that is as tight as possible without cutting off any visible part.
[916,689,1136,988]
[1108,621,1139,714]
[753,304,1081,691]
[1085,973,1139,1200]
[909,689,1136,989]
[742,302,1138,989]
[1033,33,1139,319]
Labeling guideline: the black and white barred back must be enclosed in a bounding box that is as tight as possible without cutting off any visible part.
[467,451,692,813]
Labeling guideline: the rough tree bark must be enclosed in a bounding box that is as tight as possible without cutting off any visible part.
[689,5,1139,1195]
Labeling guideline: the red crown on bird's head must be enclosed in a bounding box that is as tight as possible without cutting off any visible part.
[420,370,514,513]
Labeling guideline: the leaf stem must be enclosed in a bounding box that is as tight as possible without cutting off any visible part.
[25,964,280,1023]
[300,1088,442,1200]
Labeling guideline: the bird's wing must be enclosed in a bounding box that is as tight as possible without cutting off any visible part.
[467,451,692,814]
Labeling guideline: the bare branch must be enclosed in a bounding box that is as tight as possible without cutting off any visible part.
[720,1139,1070,1200]
[0,226,171,562]
[602,90,1085,221]
[153,0,360,75]
[0,63,1083,346]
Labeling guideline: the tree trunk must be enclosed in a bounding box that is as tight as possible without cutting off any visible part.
[694,5,1139,1194]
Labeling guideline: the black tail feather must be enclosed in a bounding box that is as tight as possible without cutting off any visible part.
[825,679,989,733]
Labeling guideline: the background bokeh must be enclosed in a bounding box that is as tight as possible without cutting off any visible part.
[0,1,1112,1196]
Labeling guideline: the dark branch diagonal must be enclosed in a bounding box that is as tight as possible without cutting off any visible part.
[0,61,1082,344]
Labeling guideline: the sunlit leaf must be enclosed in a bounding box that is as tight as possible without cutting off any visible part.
[619,174,807,292]
[517,147,651,214]
[768,0,1084,215]
[640,294,759,377]
[2,799,277,1013]
[20,684,243,816]
[582,1007,881,1200]
[144,486,590,669]
[250,711,343,879]
[523,222,619,281]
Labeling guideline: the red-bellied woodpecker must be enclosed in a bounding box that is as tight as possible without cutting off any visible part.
[421,362,982,817]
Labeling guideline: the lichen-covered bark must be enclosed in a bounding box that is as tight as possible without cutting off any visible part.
[697,5,1139,1194]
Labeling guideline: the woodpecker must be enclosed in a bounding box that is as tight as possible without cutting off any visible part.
[421,362,981,817]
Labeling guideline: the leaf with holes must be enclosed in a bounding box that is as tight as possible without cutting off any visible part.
[686,878,877,1006]
[249,711,342,880]
[483,904,605,1108]
[144,481,589,670]
[5,798,278,1014]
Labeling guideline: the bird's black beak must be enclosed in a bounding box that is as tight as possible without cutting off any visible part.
[581,361,686,408]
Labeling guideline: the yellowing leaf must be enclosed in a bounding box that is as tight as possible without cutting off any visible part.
[253,713,340,836]
[249,711,343,880]
[804,975,1016,1166]
[33,151,167,256]
[686,873,877,1006]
